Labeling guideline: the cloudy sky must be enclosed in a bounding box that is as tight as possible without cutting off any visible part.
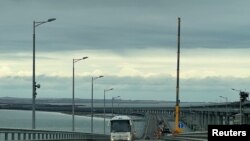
[0,0,250,102]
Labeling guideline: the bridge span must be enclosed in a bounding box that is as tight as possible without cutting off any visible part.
[0,112,207,141]
[1,101,250,141]
[91,101,250,131]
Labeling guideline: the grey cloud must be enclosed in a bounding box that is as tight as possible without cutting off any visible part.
[1,0,250,54]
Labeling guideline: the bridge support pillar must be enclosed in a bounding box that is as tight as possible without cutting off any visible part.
[11,133,15,140]
[210,113,213,125]
[203,112,208,130]
[198,112,202,130]
[218,114,223,125]
[214,113,218,124]
[24,133,26,140]
[243,114,250,124]
[202,112,207,130]
[5,133,8,141]
[201,112,205,130]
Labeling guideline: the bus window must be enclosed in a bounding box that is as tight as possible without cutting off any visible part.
[111,120,131,132]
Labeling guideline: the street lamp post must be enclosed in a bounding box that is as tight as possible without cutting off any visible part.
[104,88,114,134]
[32,18,56,129]
[72,57,88,131]
[91,75,104,134]
[232,88,249,125]
[112,96,120,117]
[219,96,229,125]
[117,98,122,114]
[232,88,243,124]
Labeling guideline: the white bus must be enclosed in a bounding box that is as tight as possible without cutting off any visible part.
[109,115,135,141]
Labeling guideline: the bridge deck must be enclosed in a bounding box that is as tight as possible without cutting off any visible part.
[136,113,199,141]
[0,113,206,141]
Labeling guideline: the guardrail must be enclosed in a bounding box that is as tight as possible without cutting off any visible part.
[164,131,208,141]
[0,128,109,141]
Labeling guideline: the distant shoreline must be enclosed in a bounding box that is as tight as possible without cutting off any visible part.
[60,111,114,118]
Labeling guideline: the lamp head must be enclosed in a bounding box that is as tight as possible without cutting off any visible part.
[99,75,104,78]
[48,18,56,22]
[36,84,41,88]
[83,57,88,60]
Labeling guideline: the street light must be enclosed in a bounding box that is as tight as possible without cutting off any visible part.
[72,57,88,131]
[117,98,122,115]
[104,88,114,134]
[112,96,120,117]
[219,96,229,125]
[32,18,56,129]
[232,88,249,124]
[91,75,104,134]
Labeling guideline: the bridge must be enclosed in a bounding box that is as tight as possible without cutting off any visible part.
[0,113,207,141]
[82,101,250,131]
[1,101,250,141]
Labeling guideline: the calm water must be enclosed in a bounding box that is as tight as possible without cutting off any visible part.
[0,110,144,137]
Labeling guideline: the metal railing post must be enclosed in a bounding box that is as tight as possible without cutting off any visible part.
[5,133,8,141]
[11,133,15,140]
[24,133,26,140]
[18,133,21,140]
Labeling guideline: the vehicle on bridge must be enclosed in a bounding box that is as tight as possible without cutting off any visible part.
[109,115,135,141]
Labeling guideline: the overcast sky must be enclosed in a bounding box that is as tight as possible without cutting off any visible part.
[0,0,250,102]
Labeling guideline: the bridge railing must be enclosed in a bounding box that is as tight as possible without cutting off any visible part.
[164,131,208,141]
[0,128,109,141]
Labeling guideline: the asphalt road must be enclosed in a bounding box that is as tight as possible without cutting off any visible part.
[137,113,170,141]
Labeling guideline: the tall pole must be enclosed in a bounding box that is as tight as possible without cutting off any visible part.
[112,97,114,117]
[118,100,120,114]
[225,97,228,125]
[32,21,36,129]
[91,75,104,134]
[219,96,228,125]
[175,17,181,133]
[226,98,228,124]
[32,18,56,130]
[104,88,114,134]
[72,57,88,132]
[104,90,106,134]
[72,60,75,131]
[232,88,242,124]
[231,88,249,125]
[91,77,94,134]
[240,99,242,125]
[112,96,119,117]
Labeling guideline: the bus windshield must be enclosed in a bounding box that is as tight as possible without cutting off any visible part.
[111,120,131,132]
